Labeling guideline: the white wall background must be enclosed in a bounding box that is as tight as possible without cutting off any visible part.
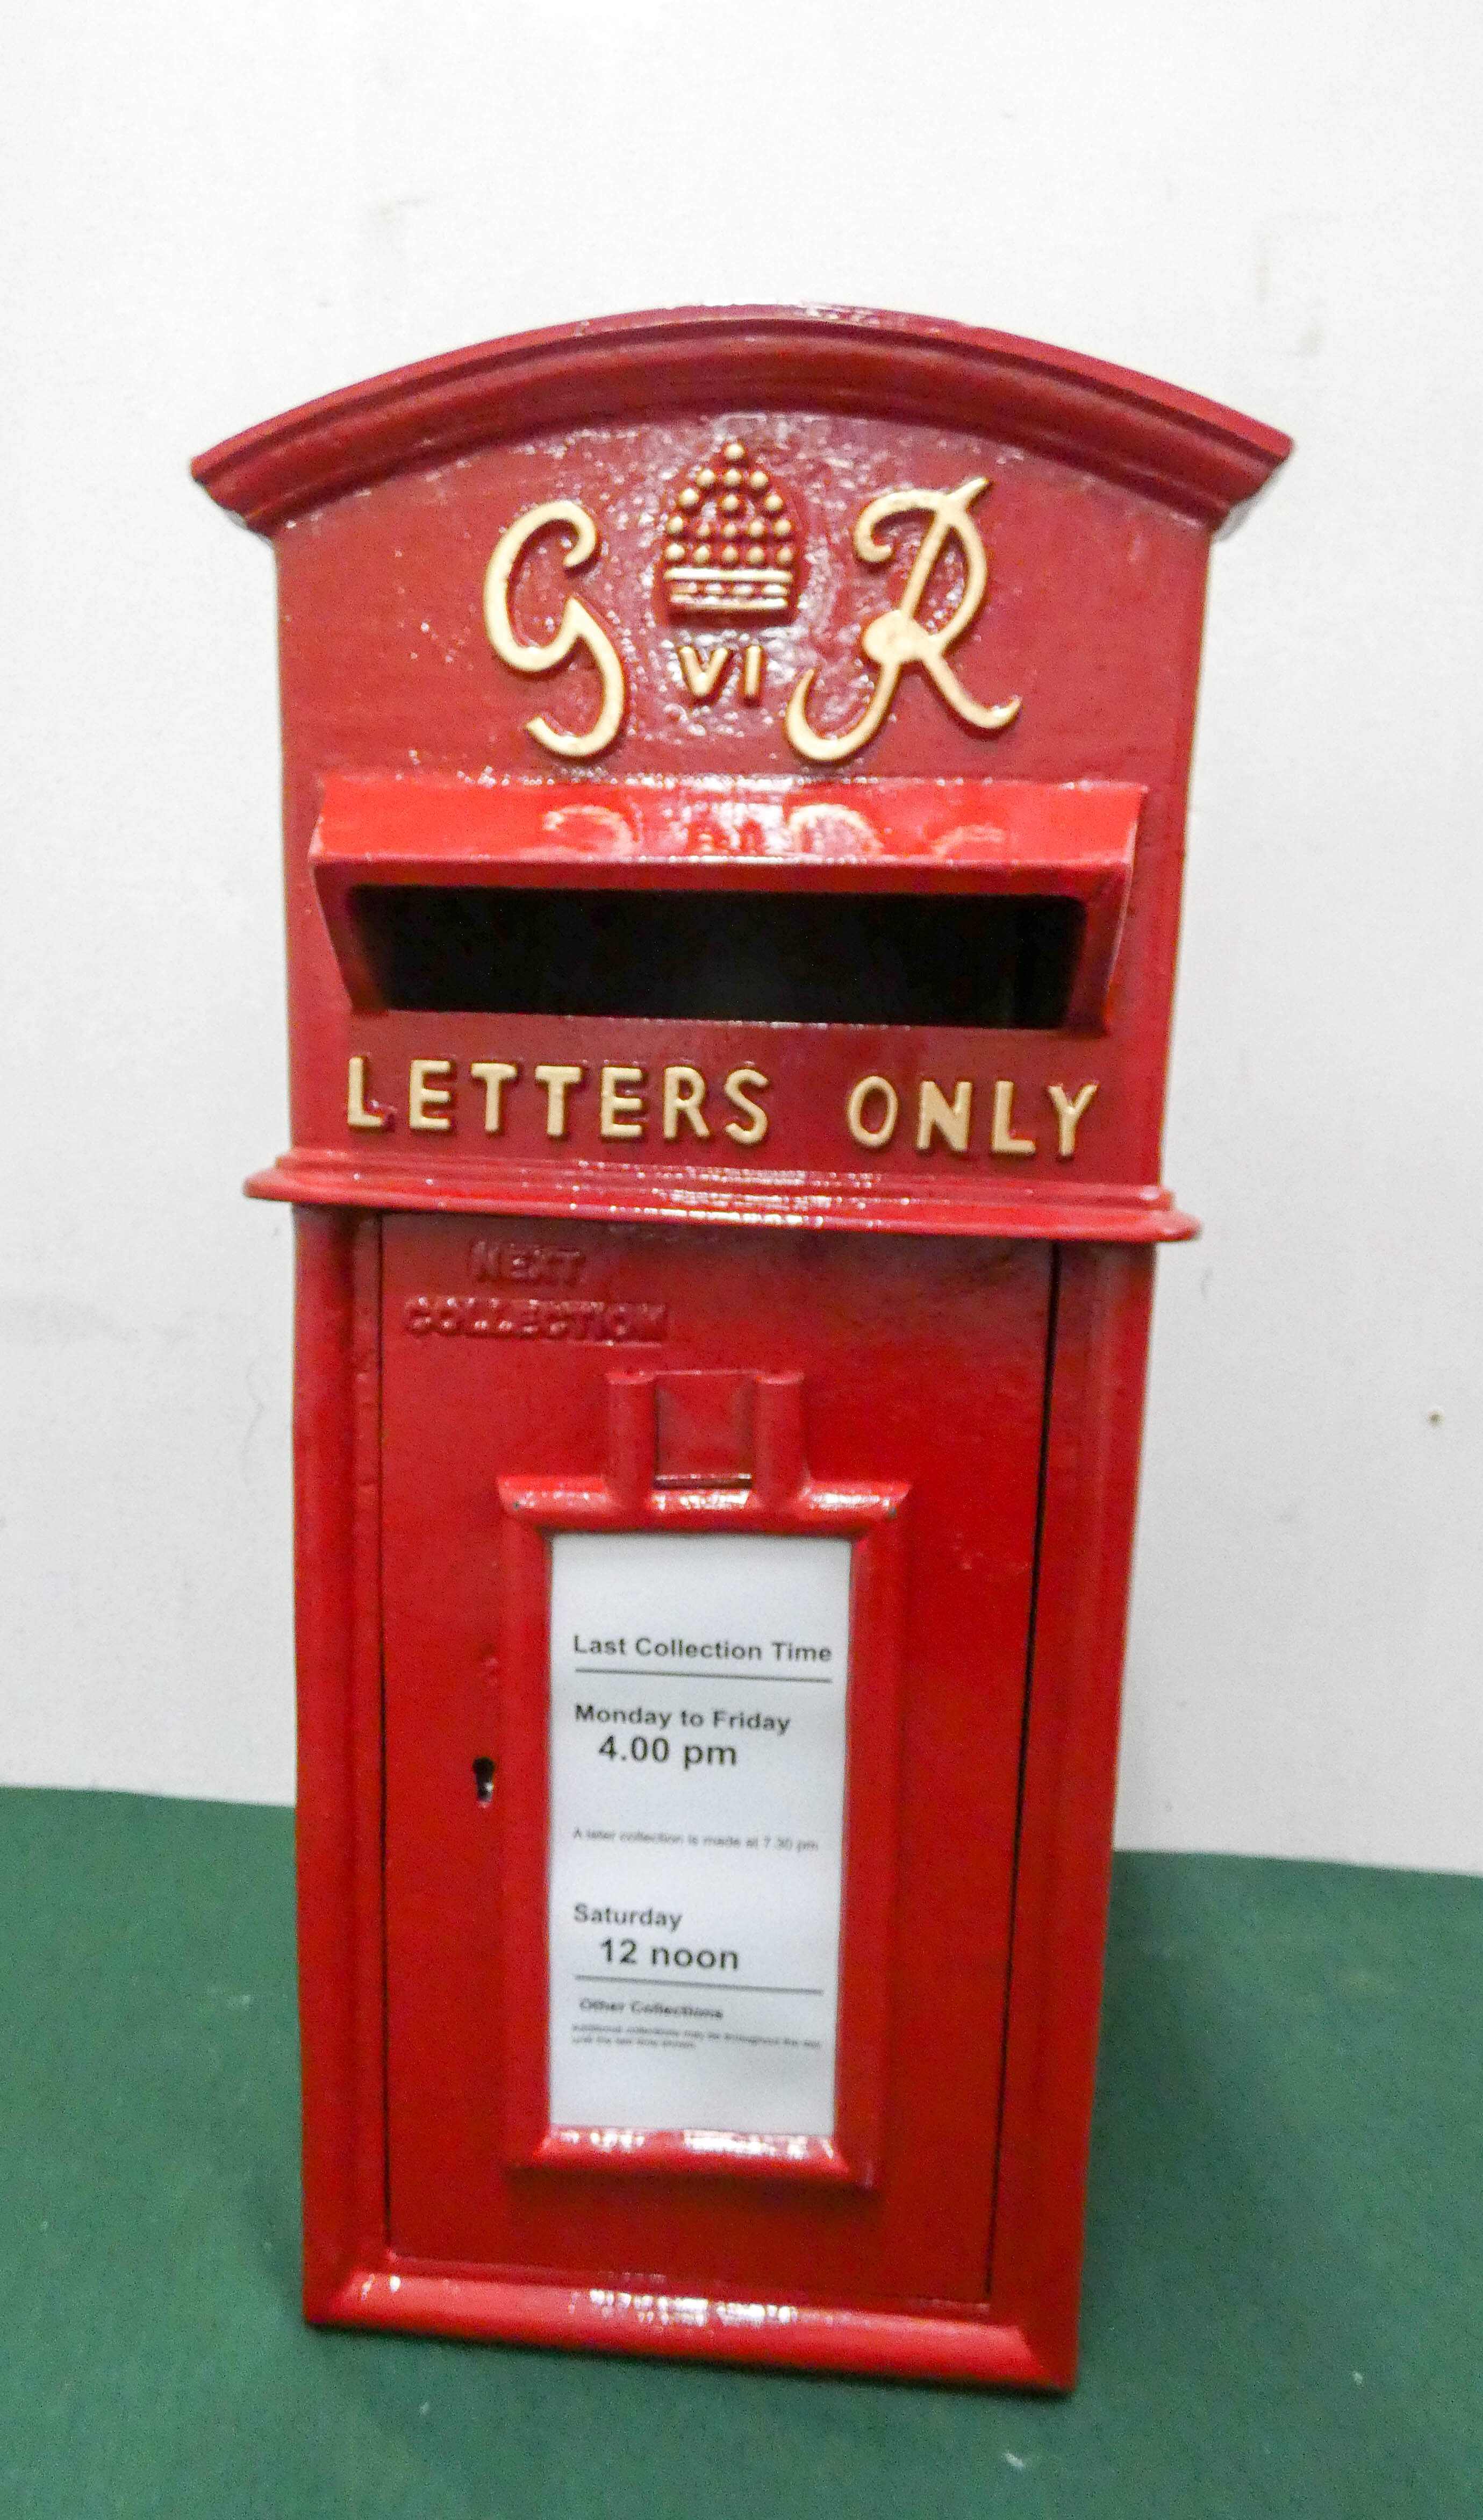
[2,1,1478,1867]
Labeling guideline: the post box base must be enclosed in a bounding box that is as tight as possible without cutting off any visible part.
[292,1212,1156,2398]
[310,2264,1070,2389]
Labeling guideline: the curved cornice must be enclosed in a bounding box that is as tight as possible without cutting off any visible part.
[191,304,1289,535]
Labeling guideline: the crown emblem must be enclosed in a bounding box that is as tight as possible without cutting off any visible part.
[661,438,798,622]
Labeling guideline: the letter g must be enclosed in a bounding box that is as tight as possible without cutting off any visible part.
[483,499,626,759]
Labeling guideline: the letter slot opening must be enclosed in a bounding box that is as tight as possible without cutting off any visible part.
[343,883,1084,1029]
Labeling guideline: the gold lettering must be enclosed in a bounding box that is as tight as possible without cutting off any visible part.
[534,1062,584,1138]
[785,477,1020,763]
[663,1065,711,1140]
[916,1078,972,1154]
[483,500,625,759]
[409,1058,454,1133]
[742,643,763,702]
[468,1060,519,1134]
[346,1054,391,1131]
[677,643,730,701]
[847,1075,899,1149]
[1047,1081,1099,1158]
[600,1063,647,1139]
[990,1079,1036,1156]
[723,1067,770,1146]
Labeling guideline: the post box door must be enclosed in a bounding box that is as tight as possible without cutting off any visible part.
[381,1212,1051,2307]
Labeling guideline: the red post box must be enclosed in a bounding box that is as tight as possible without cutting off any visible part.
[194,307,1287,2388]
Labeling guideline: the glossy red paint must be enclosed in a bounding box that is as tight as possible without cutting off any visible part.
[196,306,1287,2388]
[382,1219,1042,2300]
[308,772,1143,1028]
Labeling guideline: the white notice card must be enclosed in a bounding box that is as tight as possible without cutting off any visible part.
[548,1531,851,2139]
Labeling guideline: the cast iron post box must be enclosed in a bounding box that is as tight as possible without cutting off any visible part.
[194,308,1287,2388]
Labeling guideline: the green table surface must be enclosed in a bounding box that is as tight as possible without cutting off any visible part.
[1,1788,1478,2518]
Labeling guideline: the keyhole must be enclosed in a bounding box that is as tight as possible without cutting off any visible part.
[472,1757,496,1803]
